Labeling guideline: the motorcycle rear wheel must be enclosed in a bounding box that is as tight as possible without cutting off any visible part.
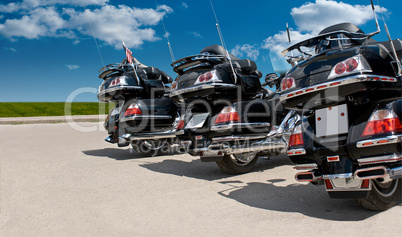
[356,178,402,211]
[131,139,170,157]
[216,152,258,175]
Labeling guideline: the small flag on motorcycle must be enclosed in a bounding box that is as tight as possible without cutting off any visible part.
[122,40,133,64]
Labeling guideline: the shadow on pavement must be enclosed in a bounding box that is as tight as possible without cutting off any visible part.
[140,154,292,181]
[82,148,144,160]
[218,179,380,221]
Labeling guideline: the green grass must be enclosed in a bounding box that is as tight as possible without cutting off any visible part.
[0,102,115,117]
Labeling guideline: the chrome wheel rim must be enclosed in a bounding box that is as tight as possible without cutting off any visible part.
[231,152,257,165]
[373,178,399,198]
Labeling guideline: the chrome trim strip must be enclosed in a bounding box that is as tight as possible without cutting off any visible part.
[322,173,353,179]
[122,130,176,140]
[279,74,398,102]
[287,148,306,156]
[210,122,270,131]
[211,135,267,142]
[98,85,143,96]
[293,163,318,170]
[120,115,172,122]
[356,135,401,148]
[358,153,402,166]
[170,83,237,97]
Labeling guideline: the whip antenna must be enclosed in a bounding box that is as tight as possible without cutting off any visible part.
[83,6,105,67]
[286,23,291,44]
[209,0,237,83]
[155,0,175,62]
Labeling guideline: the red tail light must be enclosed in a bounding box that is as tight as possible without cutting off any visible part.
[289,124,304,147]
[214,107,240,124]
[109,76,127,87]
[361,109,402,137]
[281,77,295,91]
[195,70,219,85]
[123,104,142,117]
[329,55,372,79]
[325,179,334,189]
[171,81,177,90]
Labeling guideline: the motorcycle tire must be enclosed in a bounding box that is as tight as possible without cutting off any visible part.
[216,153,259,175]
[131,139,169,157]
[356,178,402,211]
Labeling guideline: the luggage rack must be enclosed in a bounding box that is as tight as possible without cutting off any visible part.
[171,53,226,74]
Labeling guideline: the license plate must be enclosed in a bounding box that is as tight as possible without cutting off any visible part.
[315,104,348,137]
[185,113,209,129]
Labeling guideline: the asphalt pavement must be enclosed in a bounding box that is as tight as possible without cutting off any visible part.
[0,122,401,236]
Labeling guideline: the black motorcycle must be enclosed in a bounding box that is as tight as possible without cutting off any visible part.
[97,57,178,157]
[169,45,297,174]
[280,22,401,210]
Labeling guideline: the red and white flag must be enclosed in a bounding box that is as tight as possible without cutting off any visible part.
[122,40,133,63]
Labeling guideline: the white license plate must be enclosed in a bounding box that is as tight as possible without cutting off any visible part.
[315,104,348,137]
[185,113,209,129]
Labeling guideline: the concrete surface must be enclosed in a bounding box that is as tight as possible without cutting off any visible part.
[0,115,107,125]
[0,122,401,236]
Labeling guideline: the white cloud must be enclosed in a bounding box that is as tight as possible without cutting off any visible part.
[0,6,73,39]
[0,3,173,49]
[163,32,170,38]
[67,5,172,49]
[4,47,17,52]
[291,0,387,35]
[66,64,79,70]
[182,2,188,9]
[191,32,202,38]
[261,29,314,56]
[231,44,259,61]
[261,0,388,58]
[0,0,108,13]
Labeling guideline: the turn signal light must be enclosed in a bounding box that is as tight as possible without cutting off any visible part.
[123,104,142,117]
[176,119,185,130]
[361,109,402,137]
[214,107,240,124]
[289,124,304,147]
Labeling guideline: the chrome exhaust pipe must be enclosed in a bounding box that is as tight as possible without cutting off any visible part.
[295,172,316,182]
[389,166,402,179]
[354,166,387,179]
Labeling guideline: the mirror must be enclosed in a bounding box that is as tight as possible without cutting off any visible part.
[265,73,279,88]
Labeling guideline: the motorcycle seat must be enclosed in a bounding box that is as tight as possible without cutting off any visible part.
[233,59,258,74]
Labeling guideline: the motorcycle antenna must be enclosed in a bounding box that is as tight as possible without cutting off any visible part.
[368,0,381,37]
[83,6,105,67]
[155,0,175,62]
[286,23,291,45]
[374,0,402,75]
[209,0,237,84]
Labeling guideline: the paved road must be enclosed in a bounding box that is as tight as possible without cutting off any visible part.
[0,122,401,236]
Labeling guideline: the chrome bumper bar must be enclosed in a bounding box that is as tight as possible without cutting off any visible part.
[192,135,288,157]
[121,130,176,141]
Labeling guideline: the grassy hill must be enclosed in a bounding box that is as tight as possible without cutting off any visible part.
[0,102,115,117]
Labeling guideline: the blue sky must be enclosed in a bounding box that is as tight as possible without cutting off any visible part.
[1,0,401,102]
